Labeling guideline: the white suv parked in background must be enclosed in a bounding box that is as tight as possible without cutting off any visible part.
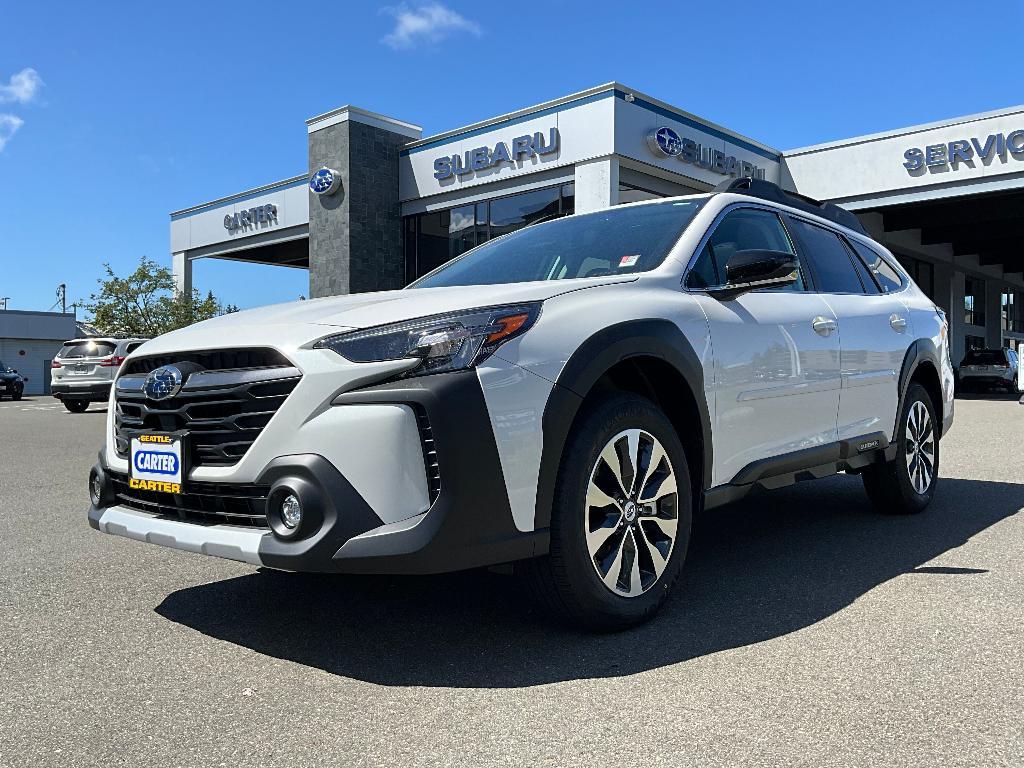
[87,179,954,630]
[52,337,148,412]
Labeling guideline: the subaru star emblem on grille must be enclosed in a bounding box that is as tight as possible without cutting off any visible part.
[144,365,184,401]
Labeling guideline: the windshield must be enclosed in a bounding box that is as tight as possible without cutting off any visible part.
[410,198,706,289]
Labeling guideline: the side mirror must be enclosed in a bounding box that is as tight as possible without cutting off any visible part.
[710,249,799,299]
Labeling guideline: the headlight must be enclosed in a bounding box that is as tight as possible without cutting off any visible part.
[315,303,541,377]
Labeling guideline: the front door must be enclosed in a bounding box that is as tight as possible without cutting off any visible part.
[685,206,842,487]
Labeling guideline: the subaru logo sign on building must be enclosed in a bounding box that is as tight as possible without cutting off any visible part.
[648,126,684,157]
[309,167,342,196]
[647,125,765,179]
[144,365,183,401]
[432,127,560,181]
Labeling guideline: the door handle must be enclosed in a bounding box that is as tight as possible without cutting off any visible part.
[812,316,837,336]
[889,314,907,332]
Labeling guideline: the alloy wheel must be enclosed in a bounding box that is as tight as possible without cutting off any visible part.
[584,429,679,597]
[904,400,935,494]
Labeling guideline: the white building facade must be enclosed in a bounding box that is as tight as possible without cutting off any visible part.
[170,83,1024,366]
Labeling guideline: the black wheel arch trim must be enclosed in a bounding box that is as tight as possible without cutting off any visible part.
[330,369,545,573]
[894,338,946,450]
[535,319,712,530]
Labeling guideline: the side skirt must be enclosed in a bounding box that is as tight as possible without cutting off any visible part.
[703,432,890,512]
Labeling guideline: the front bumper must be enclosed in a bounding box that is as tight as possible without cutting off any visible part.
[89,370,546,574]
[52,381,111,401]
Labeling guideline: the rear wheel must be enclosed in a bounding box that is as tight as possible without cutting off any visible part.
[862,382,938,515]
[64,399,88,413]
[527,393,692,631]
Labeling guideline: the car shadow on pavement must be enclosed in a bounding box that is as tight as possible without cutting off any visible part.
[155,475,1022,688]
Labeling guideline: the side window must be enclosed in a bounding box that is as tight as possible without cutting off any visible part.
[686,208,804,291]
[843,240,881,294]
[848,239,903,293]
[125,342,143,354]
[789,219,866,294]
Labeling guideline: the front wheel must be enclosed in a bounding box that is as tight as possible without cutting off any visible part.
[527,393,692,631]
[63,399,89,413]
[11,388,22,401]
[862,382,939,515]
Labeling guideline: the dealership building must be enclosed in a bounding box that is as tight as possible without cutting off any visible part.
[170,82,1024,366]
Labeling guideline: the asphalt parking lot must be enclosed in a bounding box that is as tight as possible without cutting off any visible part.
[1,395,1022,767]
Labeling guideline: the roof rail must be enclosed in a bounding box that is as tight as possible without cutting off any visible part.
[713,178,866,235]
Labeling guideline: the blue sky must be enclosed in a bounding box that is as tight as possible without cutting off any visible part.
[1,0,1021,314]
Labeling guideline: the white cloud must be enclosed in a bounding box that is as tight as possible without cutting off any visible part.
[382,3,481,49]
[0,114,24,152]
[0,68,43,104]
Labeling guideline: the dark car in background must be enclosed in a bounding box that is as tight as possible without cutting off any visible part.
[958,348,1020,394]
[0,361,25,401]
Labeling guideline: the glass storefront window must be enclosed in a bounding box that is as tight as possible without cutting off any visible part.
[1002,290,1023,333]
[965,276,985,327]
[618,183,665,204]
[489,187,562,239]
[404,184,575,282]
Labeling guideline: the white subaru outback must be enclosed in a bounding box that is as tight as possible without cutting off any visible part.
[87,179,954,630]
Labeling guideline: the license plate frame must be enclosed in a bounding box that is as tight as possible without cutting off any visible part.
[129,433,187,494]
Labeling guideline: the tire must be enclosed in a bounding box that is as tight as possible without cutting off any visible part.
[526,393,692,631]
[11,388,22,401]
[64,399,89,413]
[862,382,939,515]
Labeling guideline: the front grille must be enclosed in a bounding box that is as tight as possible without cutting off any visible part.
[115,352,300,467]
[109,473,269,528]
[122,347,290,376]
[412,404,441,504]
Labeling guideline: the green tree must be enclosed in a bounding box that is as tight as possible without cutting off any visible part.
[82,256,230,337]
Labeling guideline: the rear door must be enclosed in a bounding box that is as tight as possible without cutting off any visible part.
[787,218,910,445]
[685,206,842,486]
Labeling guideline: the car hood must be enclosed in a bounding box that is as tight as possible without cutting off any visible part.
[134,277,637,356]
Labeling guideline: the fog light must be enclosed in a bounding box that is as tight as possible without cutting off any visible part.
[280,494,302,529]
[89,471,104,507]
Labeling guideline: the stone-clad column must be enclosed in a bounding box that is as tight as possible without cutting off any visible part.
[306,108,421,297]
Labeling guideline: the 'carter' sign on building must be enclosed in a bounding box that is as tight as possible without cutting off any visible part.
[224,203,278,232]
[433,127,559,180]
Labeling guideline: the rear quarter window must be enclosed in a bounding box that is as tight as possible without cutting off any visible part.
[849,240,903,293]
